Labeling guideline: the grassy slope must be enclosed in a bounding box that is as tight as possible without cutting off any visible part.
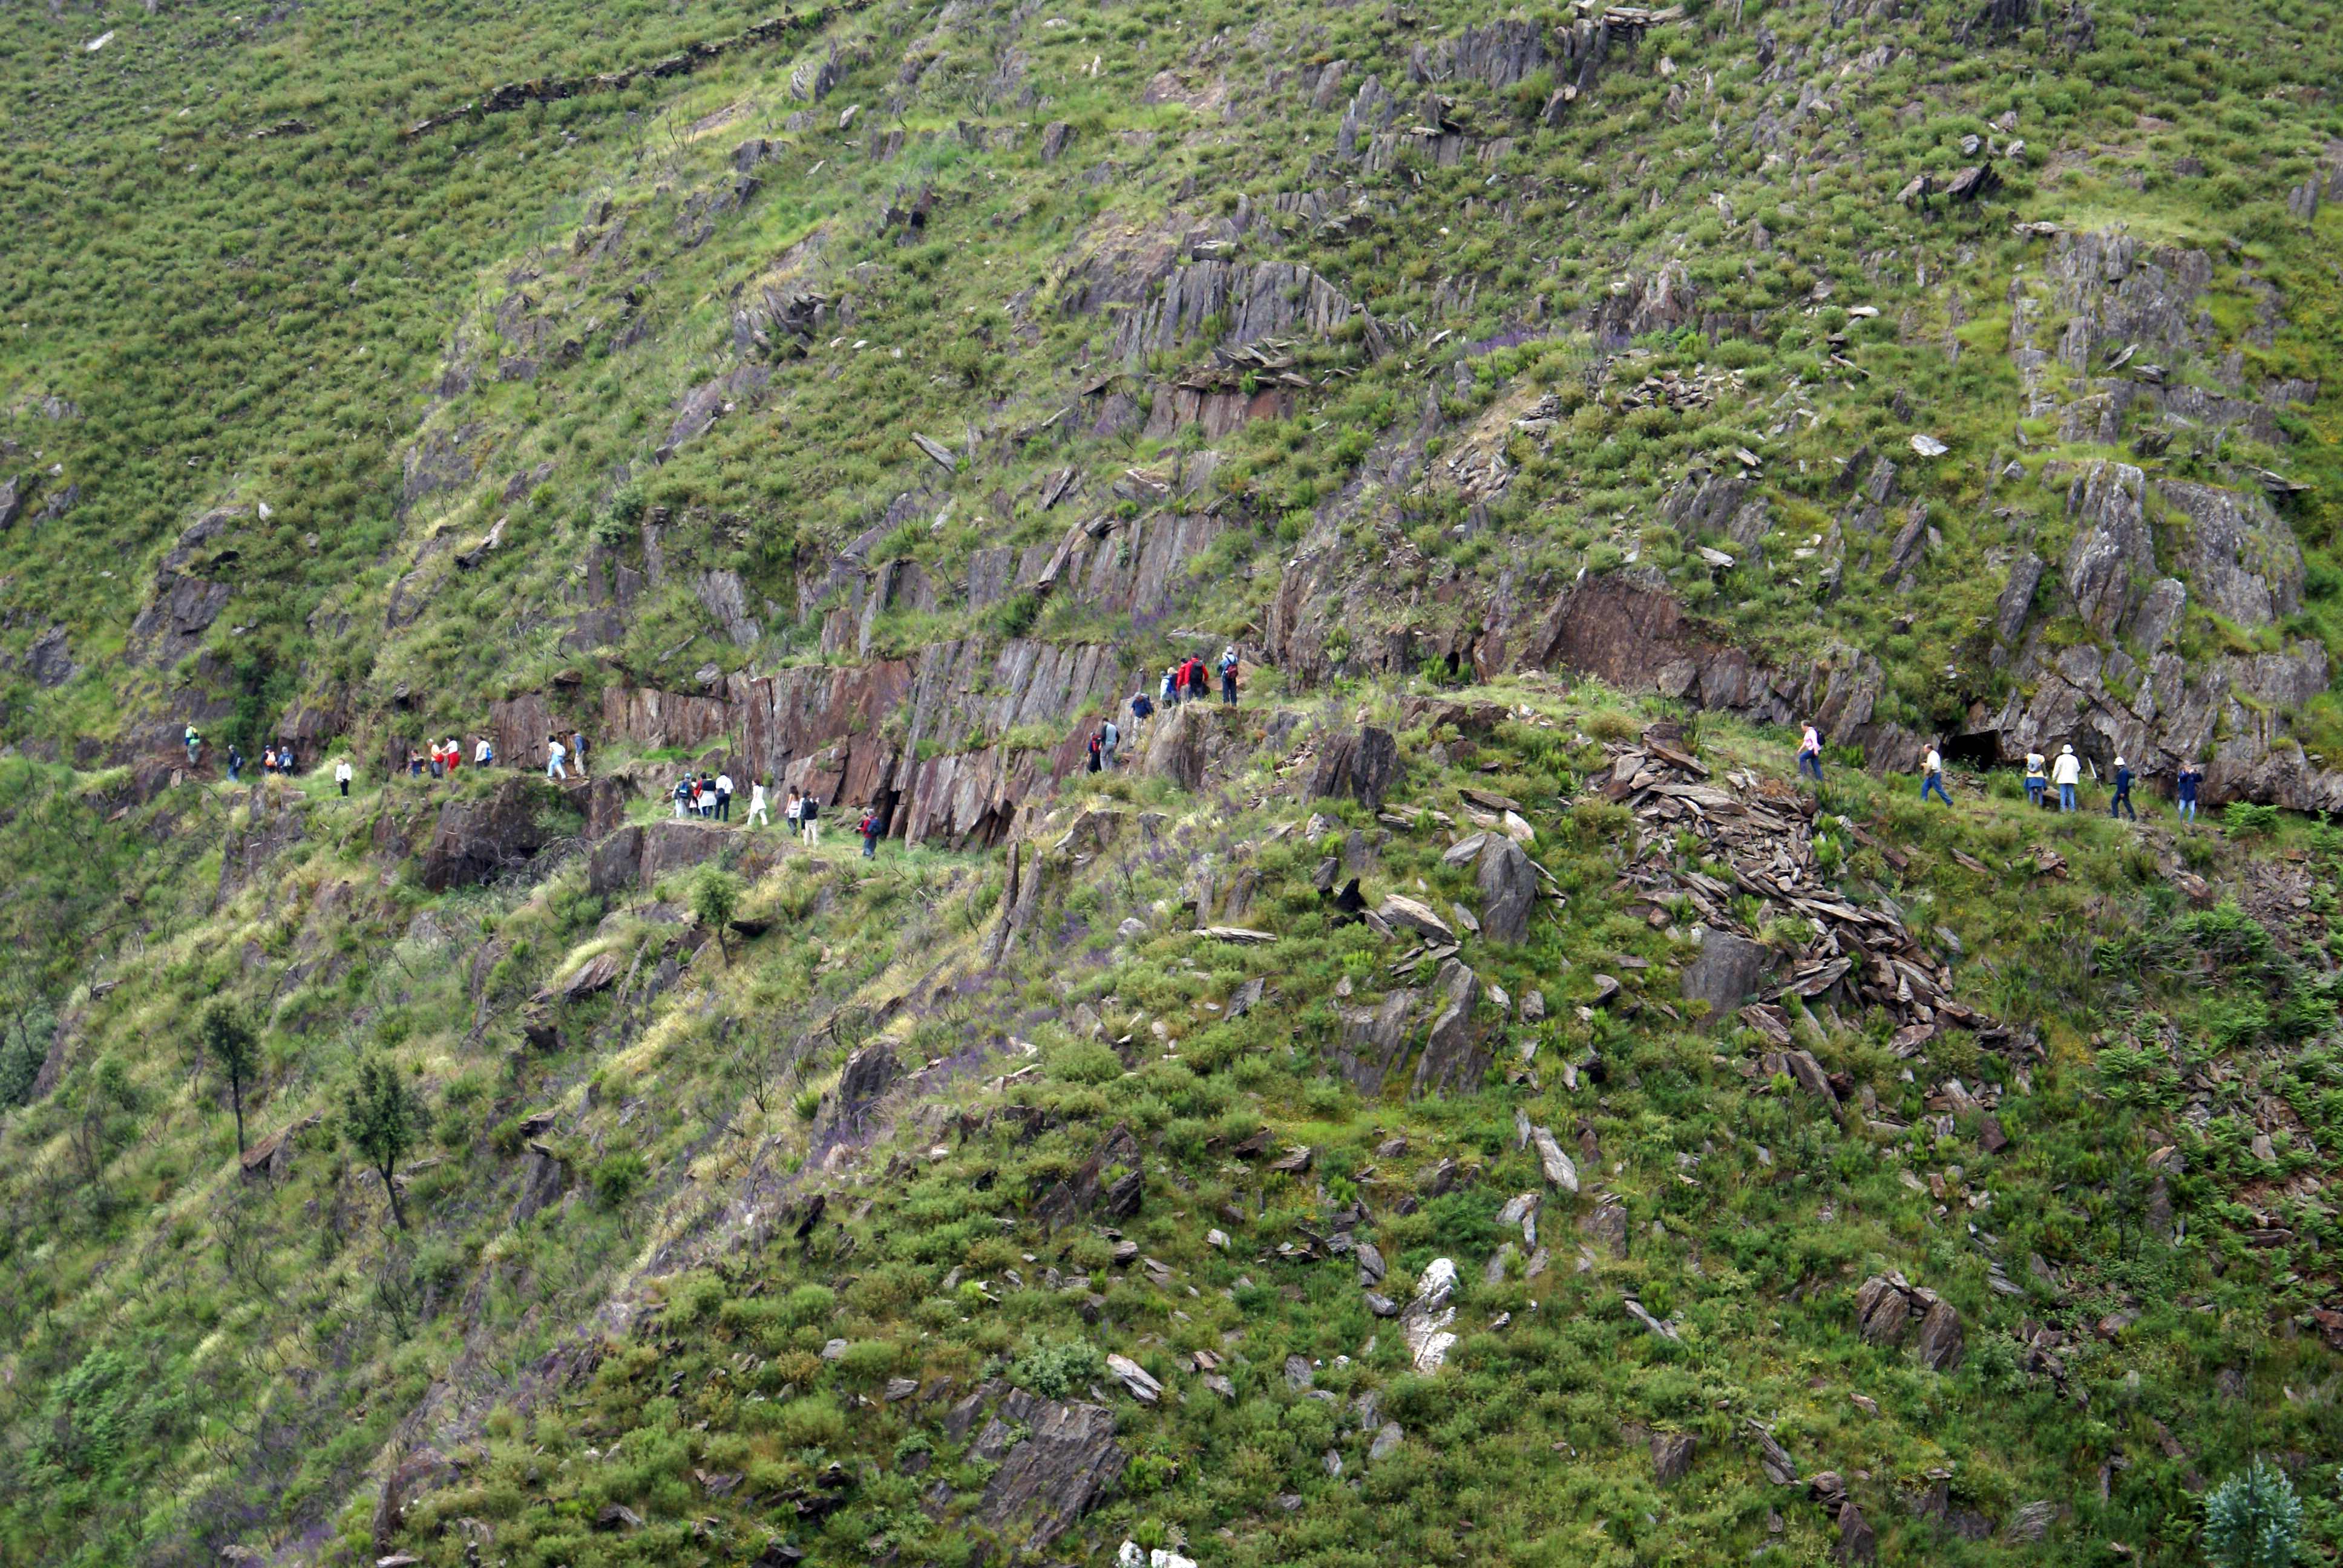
[4,681,2343,1565]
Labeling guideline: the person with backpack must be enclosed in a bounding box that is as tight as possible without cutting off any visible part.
[281,742,298,776]
[1920,742,1952,806]
[335,757,353,797]
[1130,689,1153,744]
[2108,754,2136,820]
[1220,645,1239,705]
[226,743,244,782]
[1086,728,1104,774]
[428,740,444,780]
[475,734,494,768]
[2176,757,2202,823]
[571,730,589,779]
[1796,722,1823,783]
[860,803,881,858]
[673,775,693,819]
[185,725,202,767]
[2051,744,2082,812]
[1100,716,1120,770]
[800,791,821,847]
[1162,664,1180,707]
[2023,748,2047,809]
[748,779,770,828]
[715,769,735,822]
[1189,657,1210,702]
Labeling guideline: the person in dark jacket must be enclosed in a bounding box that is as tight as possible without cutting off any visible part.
[228,745,244,782]
[1219,645,1239,706]
[1086,729,1104,774]
[860,805,881,858]
[2176,758,2202,823]
[2108,754,2136,820]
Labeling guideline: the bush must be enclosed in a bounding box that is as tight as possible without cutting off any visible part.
[1011,1337,1106,1399]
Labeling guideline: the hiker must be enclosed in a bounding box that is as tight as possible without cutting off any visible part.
[1101,716,1120,770]
[1220,645,1239,706]
[715,769,734,822]
[2024,747,2047,809]
[442,738,458,777]
[571,731,589,779]
[428,740,445,780]
[1130,688,1154,744]
[2051,744,2082,812]
[227,744,244,783]
[281,742,297,776]
[335,757,353,797]
[1921,743,1951,806]
[1162,665,1180,707]
[860,803,880,858]
[785,786,802,838]
[2177,757,2202,822]
[407,746,424,777]
[1188,656,1210,703]
[475,734,494,768]
[1086,728,1104,774]
[747,779,770,828]
[672,776,692,819]
[1797,722,1823,783]
[267,743,283,776]
[185,725,202,766]
[2108,754,2136,820]
[545,733,567,780]
[800,791,821,847]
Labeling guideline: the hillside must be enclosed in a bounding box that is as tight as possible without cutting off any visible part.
[2,0,2343,1563]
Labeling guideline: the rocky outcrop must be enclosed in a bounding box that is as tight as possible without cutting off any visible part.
[218,788,306,904]
[1308,724,1399,809]
[1473,835,1538,945]
[1855,1272,1964,1370]
[1334,990,1415,1097]
[1411,959,1486,1098]
[2062,462,2152,635]
[637,820,731,892]
[973,1393,1126,1547]
[828,1040,903,1137]
[1144,703,1211,791]
[420,779,570,891]
[1035,1122,1144,1227]
[1681,928,1773,1026]
[127,508,240,665]
[2161,480,2302,629]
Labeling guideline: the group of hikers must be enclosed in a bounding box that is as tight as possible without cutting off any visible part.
[1085,645,1242,773]
[667,771,893,857]
[217,736,306,783]
[1796,722,2207,822]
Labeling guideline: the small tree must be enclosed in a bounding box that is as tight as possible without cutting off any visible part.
[2206,1458,2302,1568]
[344,1055,424,1230]
[197,999,260,1156]
[691,866,745,965]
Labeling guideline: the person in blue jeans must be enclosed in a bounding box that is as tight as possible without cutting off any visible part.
[2108,754,2136,820]
[2176,759,2201,822]
[1920,744,1952,805]
[1797,722,1823,783]
[2051,744,2081,811]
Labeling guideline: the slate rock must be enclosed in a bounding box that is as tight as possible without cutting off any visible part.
[1681,927,1774,1025]
[1474,835,1539,944]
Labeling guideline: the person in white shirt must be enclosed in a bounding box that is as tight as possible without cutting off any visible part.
[747,780,769,827]
[1101,717,1119,770]
[476,736,494,766]
[714,771,735,822]
[1797,721,1823,783]
[785,787,802,835]
[546,734,567,780]
[335,758,353,797]
[1921,742,1951,805]
[2050,743,2082,812]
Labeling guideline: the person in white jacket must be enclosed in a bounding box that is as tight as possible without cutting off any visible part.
[2050,744,2083,812]
[1920,743,1951,805]
[335,758,353,798]
[747,780,769,828]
